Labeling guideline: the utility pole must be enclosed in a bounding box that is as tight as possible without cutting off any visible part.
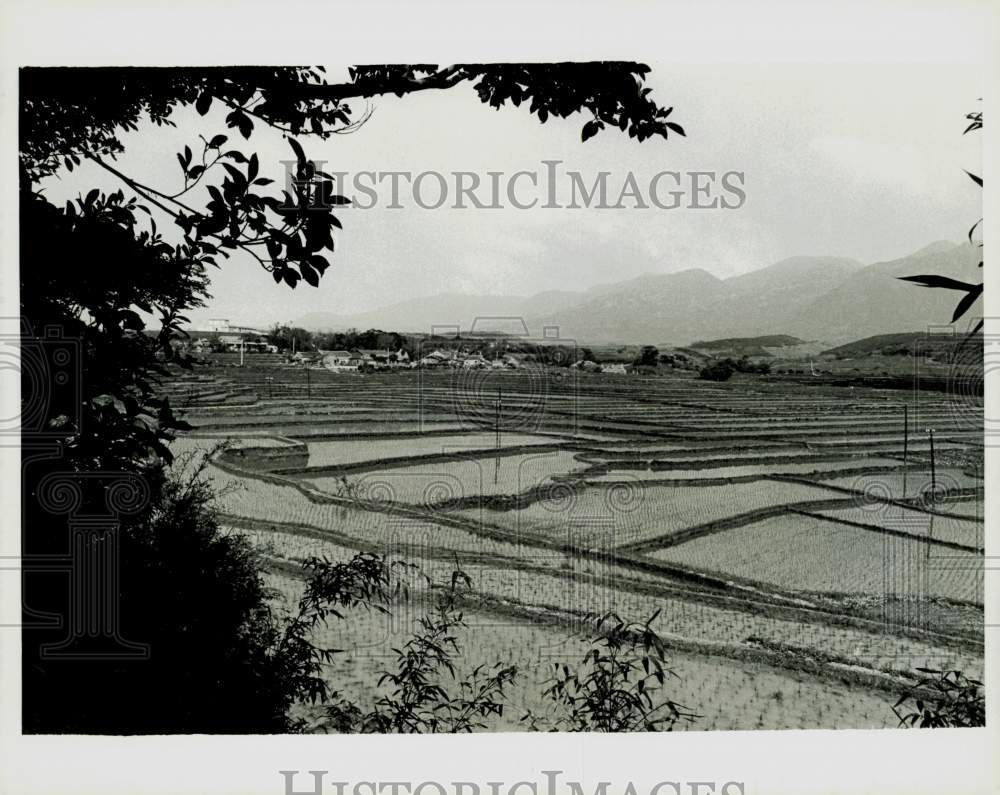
[306,366,311,399]
[239,336,245,367]
[926,427,936,560]
[928,428,937,500]
[902,404,908,501]
[494,385,502,485]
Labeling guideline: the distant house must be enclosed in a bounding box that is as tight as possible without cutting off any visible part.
[213,333,276,354]
[358,348,392,365]
[462,353,489,369]
[292,351,321,365]
[322,350,358,371]
[418,349,453,368]
[602,363,628,375]
[218,334,243,352]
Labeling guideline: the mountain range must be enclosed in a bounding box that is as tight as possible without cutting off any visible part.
[295,241,982,346]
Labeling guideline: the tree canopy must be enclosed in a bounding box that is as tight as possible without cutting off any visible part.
[22,64,682,291]
[19,62,683,732]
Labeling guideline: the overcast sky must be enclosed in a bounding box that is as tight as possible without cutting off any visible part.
[42,61,982,329]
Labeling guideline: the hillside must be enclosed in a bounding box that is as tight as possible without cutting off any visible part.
[691,335,806,351]
[295,241,980,345]
[783,243,981,342]
[822,331,984,362]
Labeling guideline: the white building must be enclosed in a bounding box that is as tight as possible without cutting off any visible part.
[322,350,364,371]
[462,353,489,369]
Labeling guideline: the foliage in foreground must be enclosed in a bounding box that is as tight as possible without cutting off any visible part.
[522,610,699,732]
[19,63,683,732]
[893,668,985,729]
[898,106,982,337]
[309,574,694,733]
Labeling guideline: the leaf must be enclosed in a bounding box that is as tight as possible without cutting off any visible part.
[222,163,244,183]
[237,115,253,139]
[208,134,228,149]
[968,219,982,243]
[666,122,686,136]
[248,153,259,182]
[898,275,978,291]
[299,261,320,287]
[951,283,983,322]
[964,170,983,188]
[288,137,306,166]
[581,120,600,142]
[195,91,213,116]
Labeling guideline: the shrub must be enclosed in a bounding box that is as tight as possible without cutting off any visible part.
[521,610,698,732]
[893,668,985,728]
[24,457,292,733]
[699,360,735,381]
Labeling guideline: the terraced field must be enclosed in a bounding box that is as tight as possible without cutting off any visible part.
[307,450,589,505]
[649,514,983,603]
[163,362,986,731]
[300,432,568,469]
[459,480,847,548]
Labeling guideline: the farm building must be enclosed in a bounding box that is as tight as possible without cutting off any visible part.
[462,353,489,369]
[417,349,454,367]
[321,350,363,371]
[357,349,411,368]
[291,351,322,365]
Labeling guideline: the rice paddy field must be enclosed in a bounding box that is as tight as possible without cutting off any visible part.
[163,362,986,732]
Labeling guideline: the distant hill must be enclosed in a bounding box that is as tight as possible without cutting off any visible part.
[691,335,806,351]
[822,331,983,361]
[295,241,980,346]
[782,243,981,342]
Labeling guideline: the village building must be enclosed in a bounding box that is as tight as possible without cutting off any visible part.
[462,353,489,369]
[417,349,453,368]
